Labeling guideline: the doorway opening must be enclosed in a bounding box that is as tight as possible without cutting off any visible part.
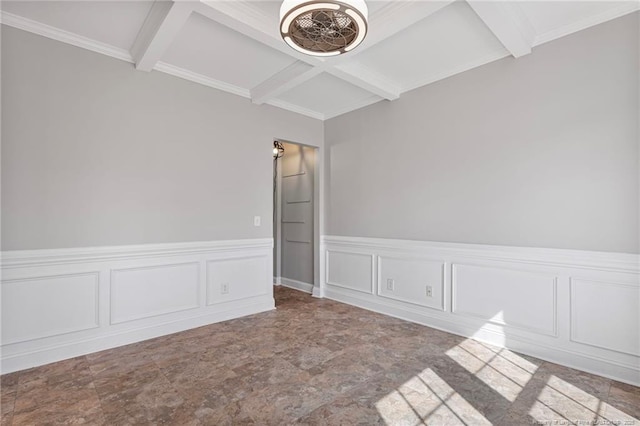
[273,140,319,295]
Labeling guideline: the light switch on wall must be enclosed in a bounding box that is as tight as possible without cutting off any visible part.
[254,216,261,227]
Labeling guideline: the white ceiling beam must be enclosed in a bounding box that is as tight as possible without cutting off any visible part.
[351,0,454,58]
[251,62,322,105]
[327,64,400,100]
[467,1,534,58]
[131,0,194,72]
[194,2,321,67]
[195,1,403,102]
[320,1,453,100]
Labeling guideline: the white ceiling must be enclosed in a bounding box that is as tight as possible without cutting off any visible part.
[2,0,638,120]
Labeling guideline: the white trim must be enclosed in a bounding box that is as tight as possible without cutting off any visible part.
[569,278,640,357]
[467,1,533,58]
[4,4,639,121]
[325,250,375,294]
[0,11,133,63]
[321,236,639,274]
[533,2,640,47]
[109,262,201,324]
[324,285,640,387]
[280,277,313,294]
[250,62,320,105]
[1,238,272,268]
[451,264,558,337]
[131,1,194,72]
[1,239,275,374]
[154,62,251,98]
[324,94,384,120]
[376,255,446,312]
[326,65,400,101]
[320,235,640,386]
[0,272,101,345]
[0,12,325,120]
[401,49,510,94]
[265,99,325,120]
[2,298,273,375]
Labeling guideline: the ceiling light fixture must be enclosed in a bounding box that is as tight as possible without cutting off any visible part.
[273,141,285,159]
[280,0,368,56]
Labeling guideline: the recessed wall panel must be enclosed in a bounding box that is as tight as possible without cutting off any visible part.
[378,257,445,310]
[326,251,373,293]
[571,279,640,356]
[2,273,99,344]
[207,256,269,305]
[110,262,200,324]
[452,264,557,336]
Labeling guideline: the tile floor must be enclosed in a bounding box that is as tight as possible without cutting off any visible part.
[1,286,638,425]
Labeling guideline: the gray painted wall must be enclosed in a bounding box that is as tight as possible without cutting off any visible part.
[325,13,639,254]
[1,26,324,250]
[3,13,638,254]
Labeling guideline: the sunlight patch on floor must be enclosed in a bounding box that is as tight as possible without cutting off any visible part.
[529,375,639,425]
[375,368,492,425]
[445,338,537,402]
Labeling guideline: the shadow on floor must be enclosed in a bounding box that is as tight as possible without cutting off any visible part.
[1,286,638,425]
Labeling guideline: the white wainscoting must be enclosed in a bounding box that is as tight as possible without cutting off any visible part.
[321,235,640,386]
[1,239,274,374]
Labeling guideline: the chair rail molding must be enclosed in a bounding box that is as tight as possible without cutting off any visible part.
[0,238,274,374]
[319,235,640,386]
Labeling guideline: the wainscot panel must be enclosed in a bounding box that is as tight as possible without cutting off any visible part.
[377,256,445,311]
[111,262,200,324]
[320,235,640,386]
[0,239,274,373]
[2,273,99,345]
[452,264,557,336]
[206,256,271,305]
[326,250,374,293]
[570,278,639,356]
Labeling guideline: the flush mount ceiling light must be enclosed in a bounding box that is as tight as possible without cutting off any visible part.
[280,0,368,57]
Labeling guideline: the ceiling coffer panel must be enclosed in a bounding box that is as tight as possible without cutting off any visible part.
[161,12,298,90]
[275,72,381,116]
[1,0,637,120]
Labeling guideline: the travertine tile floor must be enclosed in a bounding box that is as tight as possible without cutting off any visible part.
[1,287,638,425]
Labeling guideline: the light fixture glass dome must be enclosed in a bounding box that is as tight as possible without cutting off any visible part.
[280,0,368,57]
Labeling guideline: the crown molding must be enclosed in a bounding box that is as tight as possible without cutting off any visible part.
[265,99,325,121]
[0,11,134,63]
[533,2,640,47]
[324,94,383,120]
[0,12,327,120]
[401,48,510,94]
[154,61,251,98]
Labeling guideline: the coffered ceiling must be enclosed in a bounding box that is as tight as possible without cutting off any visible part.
[2,1,638,120]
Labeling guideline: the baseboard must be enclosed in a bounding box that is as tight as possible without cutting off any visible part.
[1,238,275,374]
[1,298,274,374]
[321,235,640,386]
[325,287,639,386]
[280,277,314,294]
[273,276,282,285]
